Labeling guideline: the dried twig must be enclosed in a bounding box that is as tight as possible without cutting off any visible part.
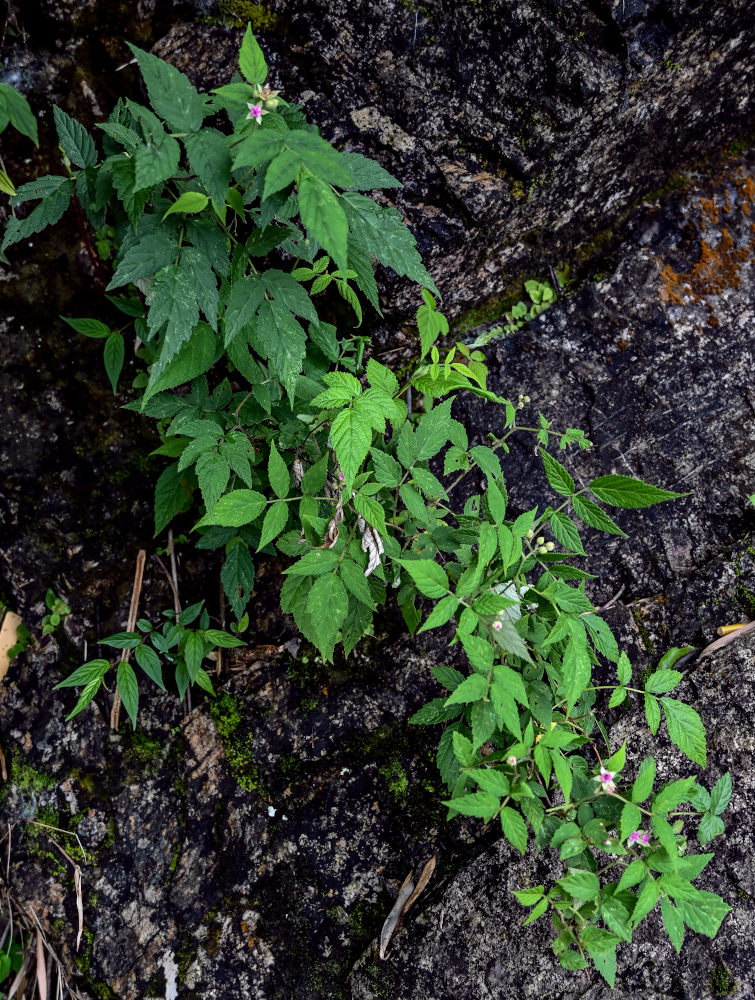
[0,743,7,781]
[401,855,437,916]
[110,549,146,730]
[699,619,755,659]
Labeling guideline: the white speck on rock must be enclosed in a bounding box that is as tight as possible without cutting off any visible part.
[161,950,179,1000]
[268,805,276,817]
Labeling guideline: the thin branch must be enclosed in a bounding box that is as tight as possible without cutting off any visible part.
[110,550,146,730]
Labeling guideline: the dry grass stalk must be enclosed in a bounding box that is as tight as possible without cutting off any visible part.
[110,549,146,730]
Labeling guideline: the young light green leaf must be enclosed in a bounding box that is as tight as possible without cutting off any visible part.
[588,474,686,509]
[330,407,372,484]
[631,756,656,803]
[710,772,732,816]
[163,191,209,219]
[500,806,528,854]
[644,669,683,694]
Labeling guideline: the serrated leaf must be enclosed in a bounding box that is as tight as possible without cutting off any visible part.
[134,132,181,191]
[195,489,266,528]
[268,440,290,499]
[330,407,372,484]
[257,500,289,550]
[370,448,402,487]
[163,190,209,219]
[409,698,461,725]
[154,462,193,536]
[127,43,208,132]
[710,772,732,816]
[558,870,600,900]
[645,693,661,735]
[306,572,349,661]
[221,539,255,618]
[660,897,685,954]
[0,82,38,145]
[631,756,656,803]
[135,645,165,690]
[698,812,725,845]
[298,172,348,276]
[445,673,488,706]
[620,801,642,842]
[341,191,438,294]
[223,274,265,345]
[549,511,586,555]
[562,634,592,712]
[2,176,73,252]
[252,299,307,402]
[144,322,216,403]
[660,697,707,767]
[500,806,528,854]
[582,614,620,663]
[399,559,448,599]
[340,150,402,191]
[239,25,268,84]
[53,105,96,168]
[571,495,627,536]
[116,662,139,728]
[539,448,575,496]
[589,474,686,509]
[432,665,465,692]
[103,332,125,394]
[196,451,230,511]
[676,890,730,938]
[339,558,376,608]
[645,669,683,694]
[444,790,500,820]
[184,128,231,206]
[147,263,201,372]
[418,594,458,633]
[108,230,179,290]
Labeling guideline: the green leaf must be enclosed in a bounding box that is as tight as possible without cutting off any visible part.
[500,806,528,854]
[135,645,165,690]
[54,659,110,689]
[445,673,488,706]
[154,462,193,536]
[631,756,656,803]
[417,294,449,359]
[513,886,544,906]
[562,634,592,712]
[330,407,372,484]
[399,559,449,599]
[311,370,362,408]
[62,316,110,339]
[558,870,600,900]
[444,791,500,820]
[298,172,349,277]
[0,82,38,145]
[239,24,268,84]
[2,176,73,252]
[221,539,255,618]
[182,631,205,682]
[163,191,209,219]
[127,43,208,132]
[551,750,572,803]
[418,594,458,633]
[539,448,575,496]
[184,128,232,205]
[340,151,402,191]
[370,449,402,488]
[223,274,265,345]
[571,495,627,536]
[339,558,376,609]
[710,772,732,815]
[620,801,642,843]
[653,777,696,815]
[582,614,619,662]
[660,897,685,954]
[108,231,179,290]
[134,132,181,191]
[698,812,725,845]
[144,323,216,403]
[196,451,230,511]
[53,105,96,168]
[252,300,307,402]
[195,489,266,528]
[631,879,660,926]
[645,693,661,735]
[116,662,139,728]
[409,698,461,725]
[341,192,438,294]
[589,474,686,509]
[617,859,646,893]
[548,511,586,555]
[644,669,682,694]
[103,332,125,394]
[268,440,290,499]
[660,697,707,767]
[306,572,349,661]
[600,897,632,943]
[677,890,730,938]
[432,665,465,692]
[257,500,289,550]
[147,263,201,373]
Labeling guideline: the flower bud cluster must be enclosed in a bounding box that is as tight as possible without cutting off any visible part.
[247,82,281,122]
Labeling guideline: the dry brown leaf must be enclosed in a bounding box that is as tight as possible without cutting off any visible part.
[401,855,436,915]
[379,870,414,960]
[36,929,47,1000]
[74,866,84,952]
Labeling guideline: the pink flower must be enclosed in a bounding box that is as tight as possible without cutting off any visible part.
[628,830,641,844]
[492,621,503,631]
[247,104,264,121]
[507,755,517,766]
[598,769,615,793]
[641,832,651,845]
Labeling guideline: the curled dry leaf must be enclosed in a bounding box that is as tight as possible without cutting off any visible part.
[356,515,384,576]
[36,929,47,1000]
[379,870,414,960]
[401,855,436,915]
[74,865,84,951]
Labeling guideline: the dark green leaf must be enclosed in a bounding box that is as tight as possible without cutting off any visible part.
[116,662,139,728]
[589,474,686,509]
[127,43,208,132]
[53,105,96,168]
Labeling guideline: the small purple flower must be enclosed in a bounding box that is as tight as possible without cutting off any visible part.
[628,830,642,844]
[641,832,651,845]
[492,621,503,631]
[247,104,264,121]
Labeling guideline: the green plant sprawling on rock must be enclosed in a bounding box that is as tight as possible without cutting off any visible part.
[1,26,732,985]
